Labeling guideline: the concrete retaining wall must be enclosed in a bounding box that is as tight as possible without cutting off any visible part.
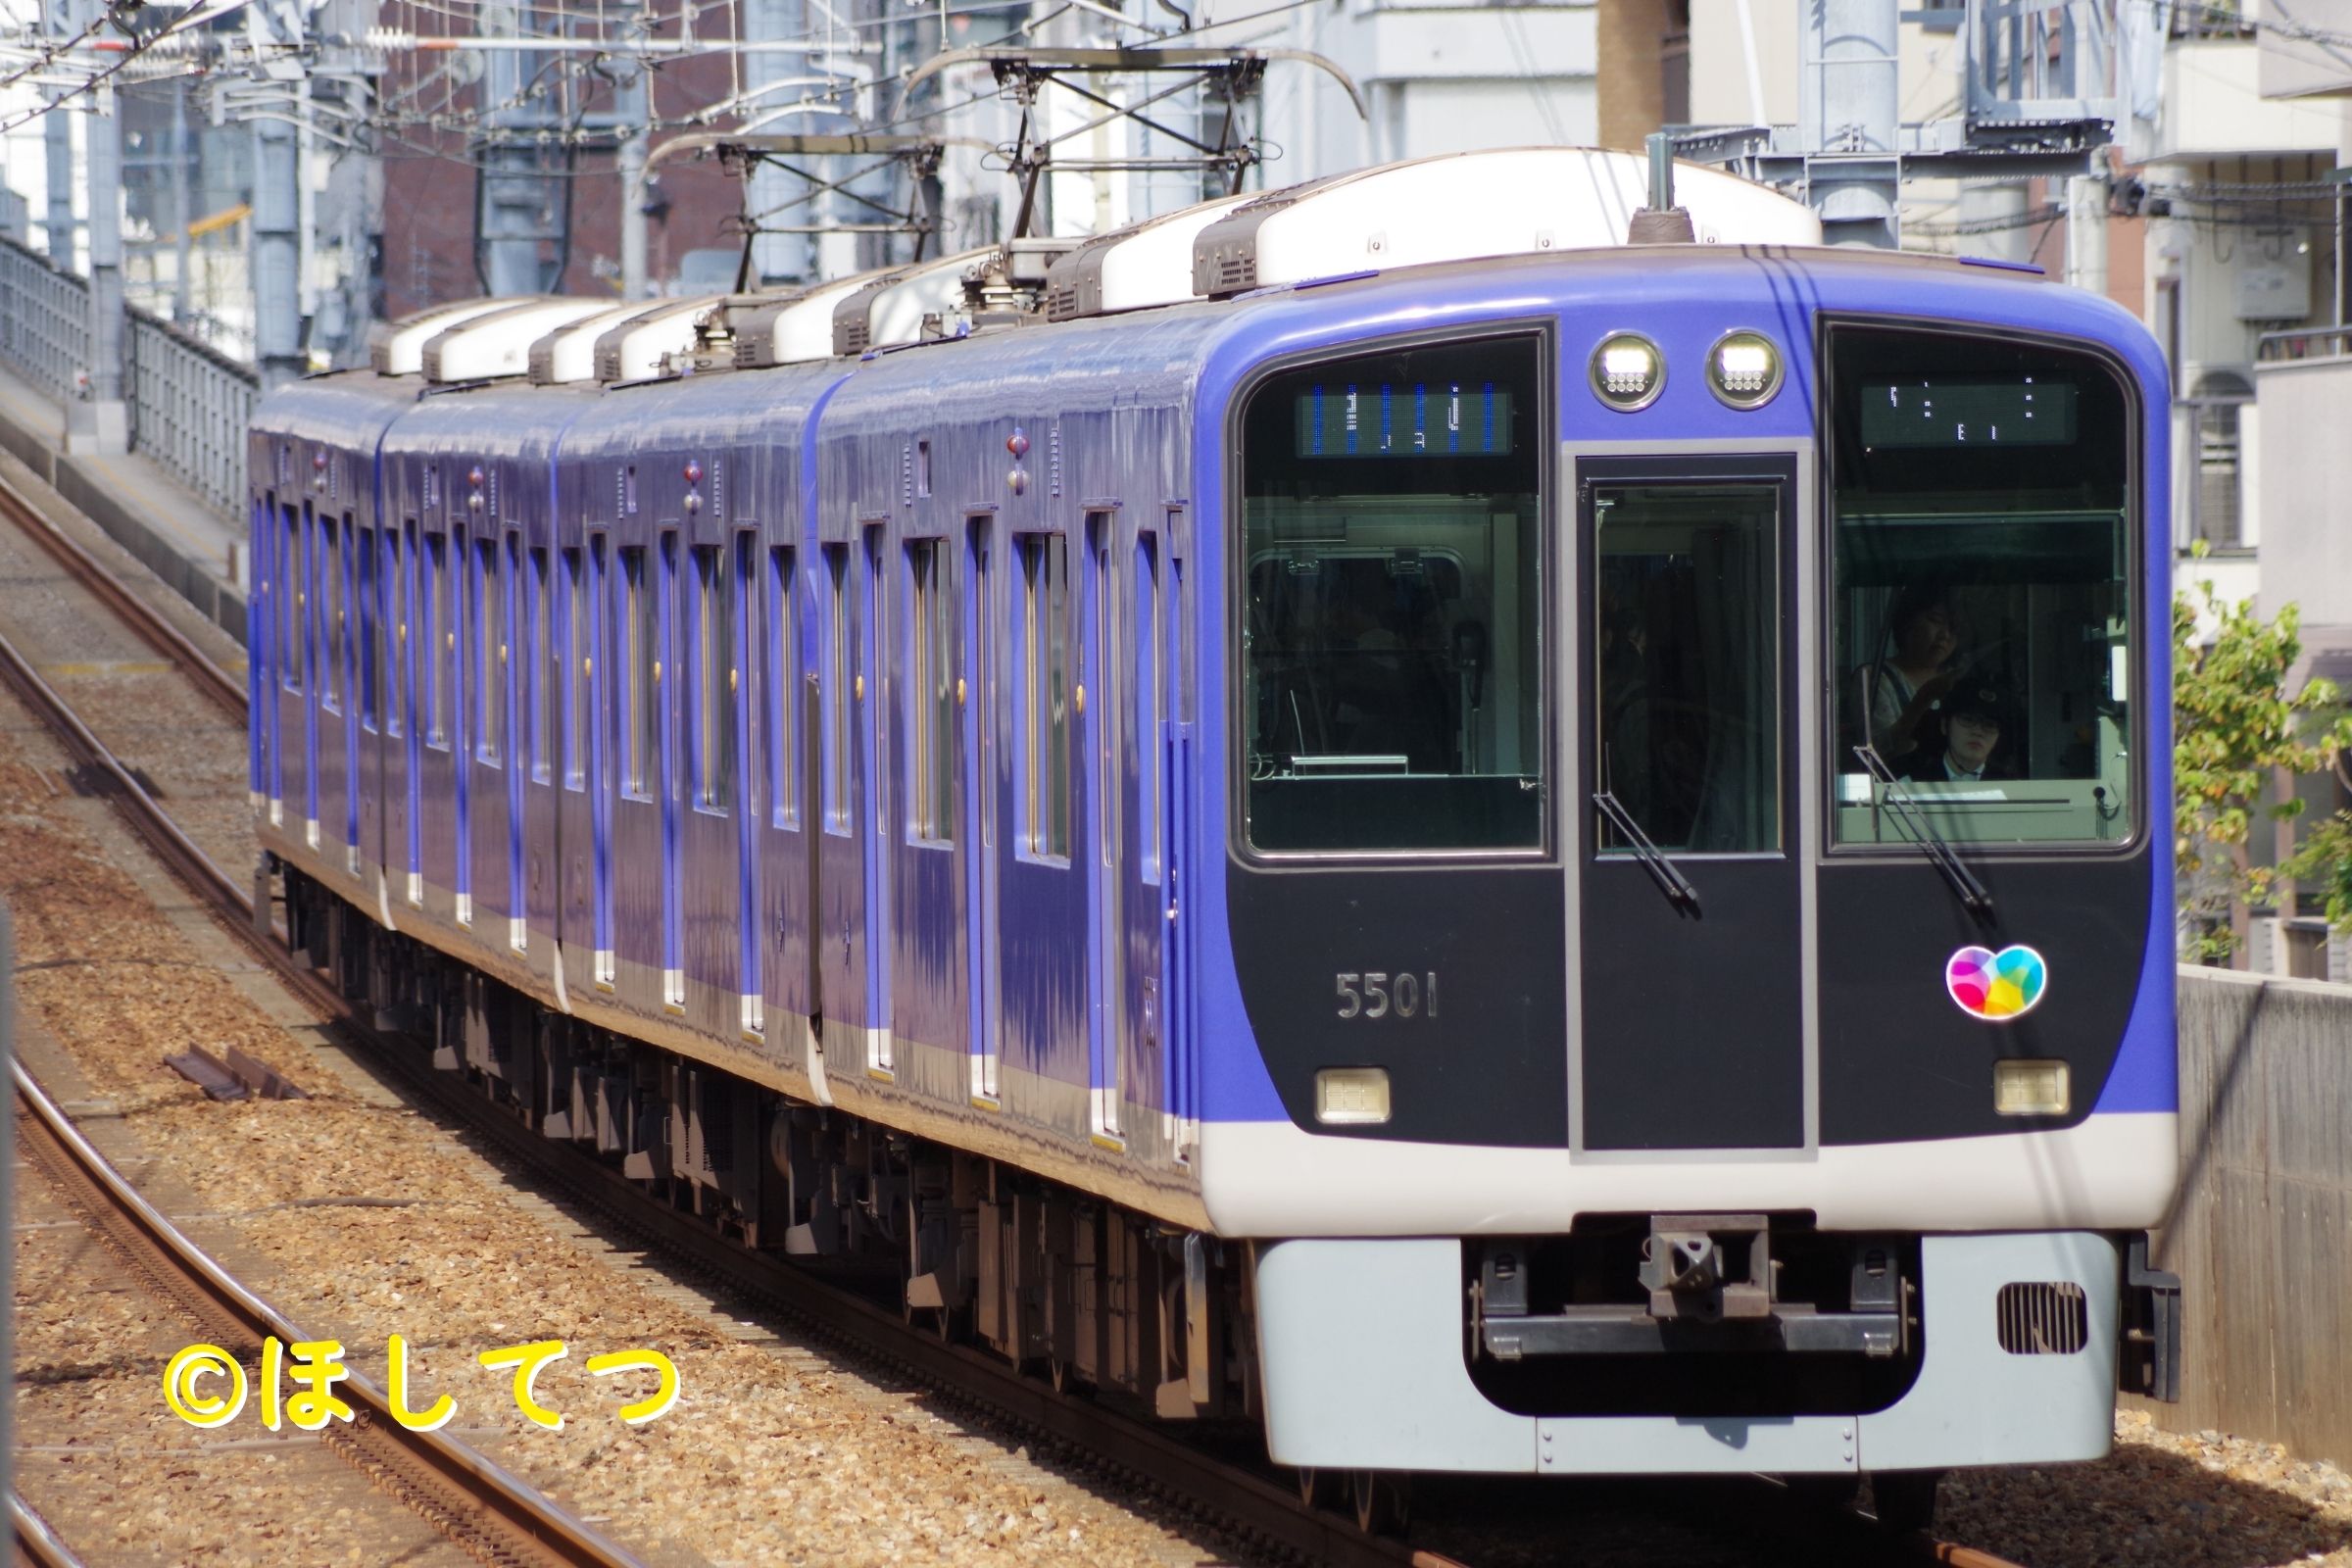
[2141,968,2352,1466]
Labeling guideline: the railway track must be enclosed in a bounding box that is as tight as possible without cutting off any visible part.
[0,474,2026,1568]
[12,1057,647,1568]
[11,1495,82,1568]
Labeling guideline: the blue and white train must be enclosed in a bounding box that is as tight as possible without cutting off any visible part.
[249,147,2180,1532]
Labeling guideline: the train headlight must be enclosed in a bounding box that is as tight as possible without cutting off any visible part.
[1314,1067,1392,1125]
[1993,1058,2071,1116]
[1589,333,1664,413]
[1705,329,1784,409]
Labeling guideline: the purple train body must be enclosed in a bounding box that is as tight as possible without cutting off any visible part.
[251,164,2181,1510]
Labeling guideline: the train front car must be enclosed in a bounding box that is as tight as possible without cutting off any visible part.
[1193,244,2179,1506]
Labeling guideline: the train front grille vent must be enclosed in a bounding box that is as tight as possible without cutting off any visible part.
[1995,1282,2089,1354]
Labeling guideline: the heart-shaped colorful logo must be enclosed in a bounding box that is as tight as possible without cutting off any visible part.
[1946,945,2047,1021]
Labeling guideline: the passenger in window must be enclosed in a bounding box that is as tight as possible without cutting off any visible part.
[1901,678,2013,783]
[1858,584,1963,761]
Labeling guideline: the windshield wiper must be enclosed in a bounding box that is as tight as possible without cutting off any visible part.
[1852,745,1994,920]
[1593,791,1701,917]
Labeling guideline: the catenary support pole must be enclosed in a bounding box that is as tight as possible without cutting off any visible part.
[251,114,305,387]
[71,63,128,454]
[2065,171,2108,296]
[1799,0,1899,248]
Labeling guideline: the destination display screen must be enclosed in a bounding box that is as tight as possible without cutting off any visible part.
[1296,383,1515,458]
[1860,379,2077,448]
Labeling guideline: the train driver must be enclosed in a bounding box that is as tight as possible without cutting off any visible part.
[1900,677,2015,784]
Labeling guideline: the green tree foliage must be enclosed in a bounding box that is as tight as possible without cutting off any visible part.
[2174,580,2352,961]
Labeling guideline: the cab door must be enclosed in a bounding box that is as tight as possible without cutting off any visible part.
[1576,457,1804,1151]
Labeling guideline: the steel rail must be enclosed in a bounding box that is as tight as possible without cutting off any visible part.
[0,476,2035,1568]
[0,628,643,1568]
[11,1060,647,1568]
[0,467,245,720]
[10,1495,83,1568]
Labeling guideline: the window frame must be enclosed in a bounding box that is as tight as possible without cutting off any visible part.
[1580,460,1797,861]
[1015,527,1072,862]
[906,534,956,847]
[765,544,799,830]
[1224,321,1559,867]
[1816,313,2147,861]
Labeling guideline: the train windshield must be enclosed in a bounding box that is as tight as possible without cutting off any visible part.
[1239,334,1546,854]
[1828,325,2134,847]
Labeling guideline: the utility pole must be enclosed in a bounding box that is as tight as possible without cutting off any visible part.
[69,0,127,455]
[2065,171,2109,295]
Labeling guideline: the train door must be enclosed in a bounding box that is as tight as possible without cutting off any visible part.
[335,511,360,881]
[1129,520,1173,1152]
[660,528,683,1007]
[315,507,342,860]
[1084,512,1123,1142]
[356,522,380,890]
[815,539,862,1071]
[452,519,474,927]
[587,532,613,986]
[731,530,760,1036]
[261,494,284,827]
[524,543,556,967]
[249,496,267,811]
[758,541,808,1057]
[398,518,423,906]
[963,517,1002,1100]
[1006,527,1085,1112]
[1576,459,1803,1151]
[385,521,415,907]
[504,532,528,954]
[301,500,319,851]
[1158,519,1196,1150]
[861,521,893,1072]
[466,528,512,939]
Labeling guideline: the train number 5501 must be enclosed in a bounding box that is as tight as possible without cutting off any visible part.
[1335,972,1438,1020]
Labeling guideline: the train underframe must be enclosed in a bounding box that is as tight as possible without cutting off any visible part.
[280,859,2176,1530]
[279,862,1261,1428]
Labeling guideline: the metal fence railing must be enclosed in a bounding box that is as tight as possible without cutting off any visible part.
[0,235,90,405]
[126,309,257,517]
[0,233,258,518]
[2258,323,2352,363]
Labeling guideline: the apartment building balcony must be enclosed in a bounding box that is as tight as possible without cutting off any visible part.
[2245,325,2352,625]
[2150,31,2348,162]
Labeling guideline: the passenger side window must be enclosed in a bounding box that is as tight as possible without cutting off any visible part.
[562,547,585,790]
[823,544,852,832]
[475,537,504,766]
[621,545,654,799]
[1239,334,1546,855]
[766,545,798,828]
[1018,531,1070,859]
[423,531,449,749]
[283,506,304,694]
[1828,327,2134,846]
[907,537,956,845]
